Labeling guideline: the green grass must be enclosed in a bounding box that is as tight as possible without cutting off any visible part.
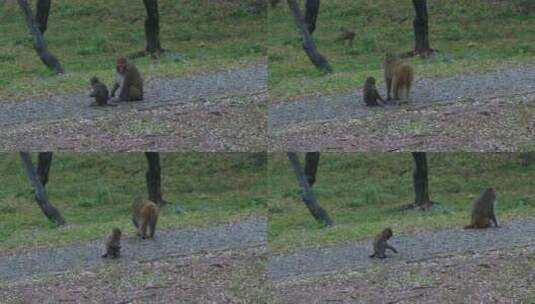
[0,153,266,253]
[0,0,266,101]
[268,153,535,252]
[268,0,535,100]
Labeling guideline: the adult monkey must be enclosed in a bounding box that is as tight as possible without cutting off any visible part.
[111,57,143,101]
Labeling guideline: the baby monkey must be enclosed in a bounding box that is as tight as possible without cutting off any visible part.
[363,77,385,107]
[89,77,116,107]
[102,228,122,258]
[369,228,398,259]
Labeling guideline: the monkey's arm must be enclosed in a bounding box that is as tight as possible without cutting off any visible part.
[111,83,120,98]
[89,90,96,97]
[386,244,398,253]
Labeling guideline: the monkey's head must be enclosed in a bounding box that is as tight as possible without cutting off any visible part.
[382,228,393,239]
[90,76,100,85]
[112,228,122,238]
[116,57,128,74]
[483,187,497,199]
[365,77,376,85]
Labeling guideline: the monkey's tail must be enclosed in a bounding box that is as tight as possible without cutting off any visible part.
[464,224,474,229]
[369,253,376,258]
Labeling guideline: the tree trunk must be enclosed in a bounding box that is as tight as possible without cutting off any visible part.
[20,152,65,226]
[35,0,51,34]
[412,152,433,209]
[17,0,63,74]
[142,0,163,55]
[412,0,434,56]
[304,0,320,35]
[37,152,53,187]
[286,0,333,73]
[287,152,333,226]
[304,152,320,187]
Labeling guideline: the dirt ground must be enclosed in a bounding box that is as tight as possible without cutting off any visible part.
[272,244,535,304]
[1,246,271,304]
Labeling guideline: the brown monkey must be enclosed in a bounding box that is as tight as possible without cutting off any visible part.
[89,77,116,107]
[363,77,384,107]
[111,57,143,102]
[369,228,398,259]
[384,52,414,102]
[464,187,499,229]
[335,28,356,48]
[102,228,121,258]
[132,197,160,239]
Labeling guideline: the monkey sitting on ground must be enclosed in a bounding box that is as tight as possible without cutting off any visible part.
[335,28,356,48]
[102,228,121,258]
[111,57,143,102]
[132,197,160,239]
[363,77,385,107]
[89,77,116,107]
[369,228,398,259]
[464,187,499,229]
[384,52,414,102]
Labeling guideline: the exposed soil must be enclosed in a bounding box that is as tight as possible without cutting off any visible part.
[269,65,535,151]
[0,65,267,152]
[268,218,535,281]
[0,217,267,282]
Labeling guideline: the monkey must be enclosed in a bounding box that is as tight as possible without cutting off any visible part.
[102,228,121,258]
[384,52,414,102]
[111,57,143,102]
[89,77,116,107]
[335,28,356,48]
[363,77,385,107]
[369,228,398,259]
[132,197,160,239]
[464,187,499,229]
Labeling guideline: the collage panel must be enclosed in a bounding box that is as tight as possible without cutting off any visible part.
[268,0,535,151]
[0,1,267,152]
[268,152,535,303]
[0,153,269,303]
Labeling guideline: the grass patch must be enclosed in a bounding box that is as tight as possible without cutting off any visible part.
[0,153,266,253]
[0,0,266,101]
[268,0,535,100]
[268,153,535,252]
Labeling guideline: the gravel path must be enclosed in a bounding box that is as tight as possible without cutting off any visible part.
[268,218,535,281]
[0,64,267,127]
[0,217,267,282]
[269,65,535,129]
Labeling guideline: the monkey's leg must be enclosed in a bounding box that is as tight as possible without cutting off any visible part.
[149,218,157,238]
[141,220,148,239]
[129,86,143,101]
[385,78,392,100]
[491,214,500,227]
[111,83,120,98]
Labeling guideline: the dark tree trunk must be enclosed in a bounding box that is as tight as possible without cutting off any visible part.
[37,152,53,187]
[145,152,168,206]
[304,152,320,187]
[20,152,65,226]
[411,0,434,56]
[17,0,63,74]
[270,0,281,8]
[142,0,163,55]
[35,0,51,34]
[411,152,433,209]
[304,0,320,35]
[287,152,333,226]
[520,152,533,167]
[287,0,333,73]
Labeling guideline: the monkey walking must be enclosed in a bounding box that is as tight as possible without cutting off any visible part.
[465,187,499,229]
[369,228,398,259]
[102,228,122,258]
[384,52,414,102]
[363,77,385,107]
[111,57,143,102]
[132,197,160,239]
[89,77,116,107]
[335,28,356,48]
